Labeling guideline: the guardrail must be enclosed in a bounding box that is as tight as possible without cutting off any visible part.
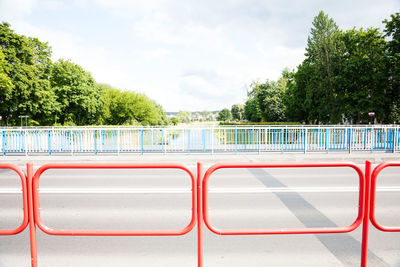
[202,162,365,235]
[27,163,196,267]
[0,164,28,235]
[1,126,399,155]
[0,161,399,266]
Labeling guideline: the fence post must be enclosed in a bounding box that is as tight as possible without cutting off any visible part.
[348,128,352,154]
[235,127,238,154]
[304,128,307,154]
[99,129,103,153]
[48,130,51,156]
[211,127,214,154]
[94,129,97,155]
[165,128,168,154]
[27,163,38,267]
[244,128,247,152]
[162,128,165,154]
[202,129,206,152]
[2,130,5,156]
[70,128,74,155]
[141,129,144,155]
[326,128,329,153]
[24,129,28,156]
[361,160,372,267]
[371,128,374,153]
[187,129,191,154]
[392,127,396,153]
[117,129,120,155]
[197,162,203,267]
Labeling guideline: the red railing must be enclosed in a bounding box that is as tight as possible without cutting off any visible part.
[0,161,398,266]
[27,163,197,267]
[202,162,365,235]
[370,161,400,232]
[0,164,28,235]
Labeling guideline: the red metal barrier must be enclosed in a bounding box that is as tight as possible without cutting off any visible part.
[28,163,197,267]
[202,162,365,235]
[2,161,394,267]
[0,164,28,235]
[32,163,197,235]
[197,162,203,267]
[361,161,372,267]
[370,161,400,232]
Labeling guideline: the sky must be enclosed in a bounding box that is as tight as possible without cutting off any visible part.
[0,0,399,112]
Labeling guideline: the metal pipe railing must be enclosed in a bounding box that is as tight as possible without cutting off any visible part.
[1,126,400,155]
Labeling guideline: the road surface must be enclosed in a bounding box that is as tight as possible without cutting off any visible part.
[0,163,399,266]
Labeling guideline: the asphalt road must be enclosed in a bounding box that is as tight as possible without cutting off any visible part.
[0,164,399,267]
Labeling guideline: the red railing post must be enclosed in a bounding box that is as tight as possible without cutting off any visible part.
[27,162,38,267]
[361,160,372,267]
[197,162,203,267]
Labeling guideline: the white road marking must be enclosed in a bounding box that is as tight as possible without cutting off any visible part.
[1,186,400,194]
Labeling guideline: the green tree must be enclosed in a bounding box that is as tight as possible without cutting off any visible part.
[384,13,400,122]
[170,117,179,125]
[217,108,232,121]
[338,28,388,123]
[244,95,262,122]
[177,111,192,123]
[282,68,304,122]
[99,83,164,126]
[50,59,103,125]
[257,80,286,122]
[231,104,244,121]
[154,103,168,125]
[0,22,58,125]
[0,50,13,119]
[297,11,346,123]
[99,84,126,125]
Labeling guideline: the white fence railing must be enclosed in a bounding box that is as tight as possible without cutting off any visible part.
[0,126,398,155]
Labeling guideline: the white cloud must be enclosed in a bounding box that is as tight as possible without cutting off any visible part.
[1,0,399,112]
[0,0,36,18]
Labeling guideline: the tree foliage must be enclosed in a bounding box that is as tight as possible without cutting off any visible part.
[0,22,168,126]
[99,84,167,126]
[217,108,232,121]
[384,13,400,123]
[51,59,102,125]
[231,104,244,121]
[0,22,57,125]
[244,11,400,125]
[177,111,192,123]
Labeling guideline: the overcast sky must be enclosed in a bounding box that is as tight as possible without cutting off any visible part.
[0,0,399,112]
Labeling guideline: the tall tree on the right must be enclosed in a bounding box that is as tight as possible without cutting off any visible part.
[384,13,400,123]
[296,11,345,124]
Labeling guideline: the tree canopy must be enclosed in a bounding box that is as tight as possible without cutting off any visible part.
[0,22,168,126]
[217,108,232,121]
[238,11,400,124]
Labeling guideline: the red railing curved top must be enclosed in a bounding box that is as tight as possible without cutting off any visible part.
[0,164,29,235]
[202,162,365,235]
[32,163,197,236]
[370,161,400,232]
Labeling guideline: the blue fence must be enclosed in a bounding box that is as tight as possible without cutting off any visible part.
[0,126,399,155]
